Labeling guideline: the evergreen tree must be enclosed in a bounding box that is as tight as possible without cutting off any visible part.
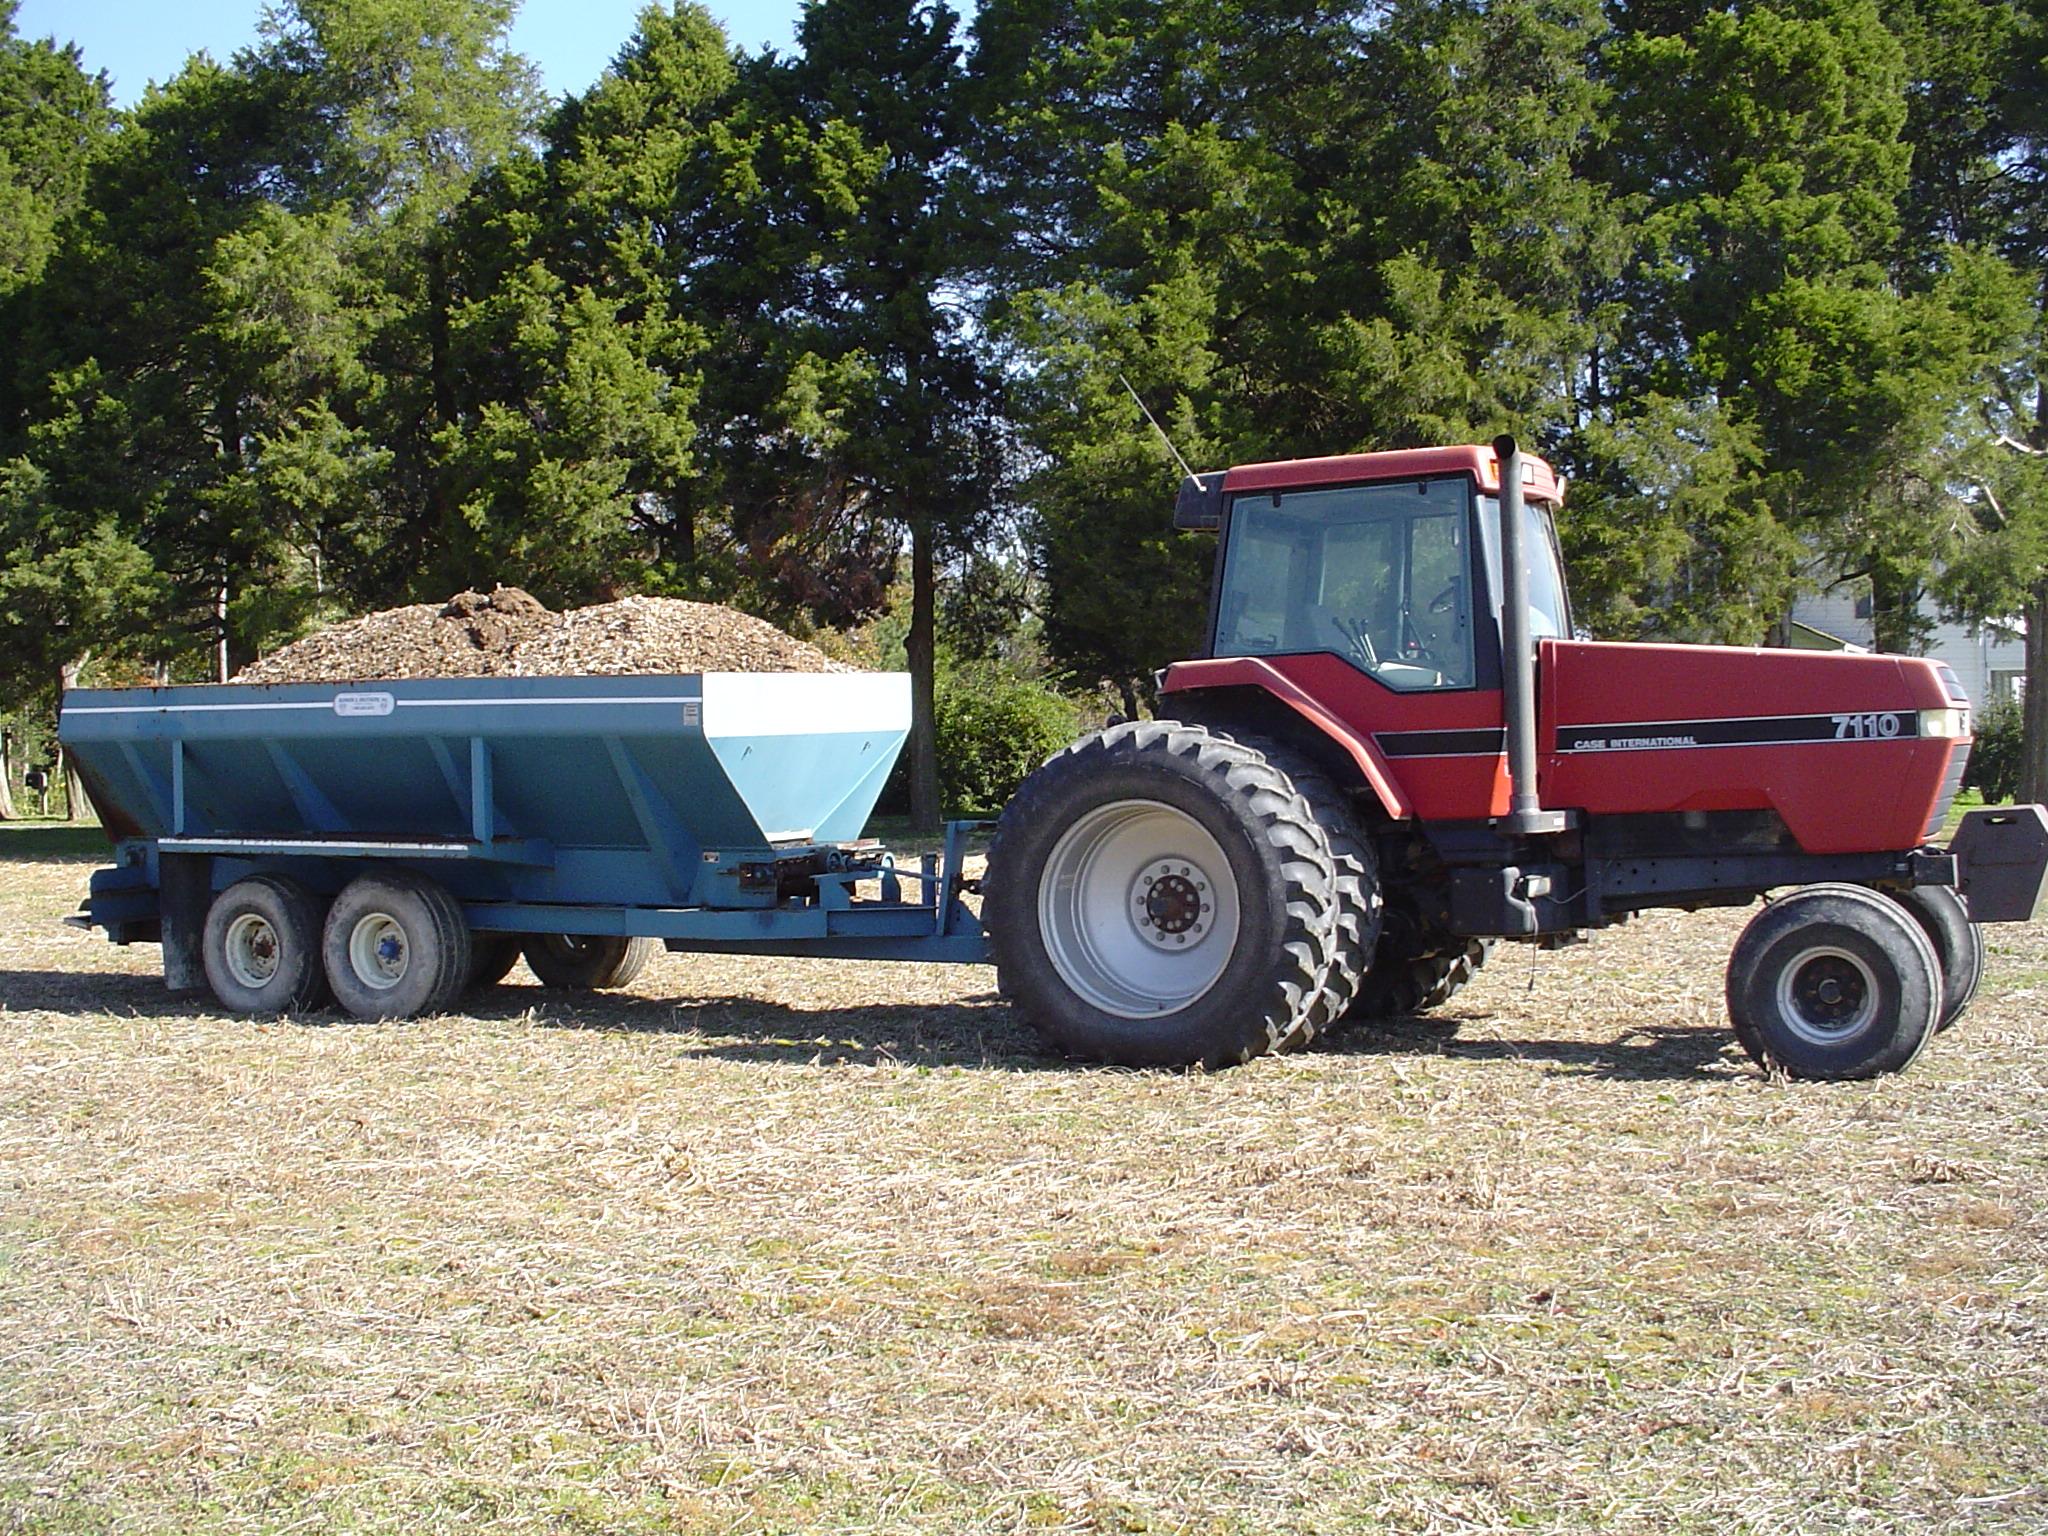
[980,0,1615,695]
[247,0,545,606]
[0,3,121,715]
[1938,0,2048,800]
[748,0,1010,830]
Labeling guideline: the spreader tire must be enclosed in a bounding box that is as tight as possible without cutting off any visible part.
[1882,885,1982,1032]
[466,932,525,991]
[1726,883,1941,1080]
[1343,899,1492,1025]
[985,720,1337,1069]
[203,874,330,1015]
[322,869,472,1021]
[1231,739,1382,1051]
[522,934,658,990]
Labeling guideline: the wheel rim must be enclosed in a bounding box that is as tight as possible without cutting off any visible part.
[1775,945,1879,1044]
[223,913,282,990]
[1037,799,1242,1019]
[348,912,410,991]
[541,935,594,960]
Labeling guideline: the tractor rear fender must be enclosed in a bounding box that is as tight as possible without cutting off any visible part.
[1159,657,1411,821]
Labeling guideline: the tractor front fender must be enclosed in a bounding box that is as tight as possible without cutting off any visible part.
[1159,657,1412,821]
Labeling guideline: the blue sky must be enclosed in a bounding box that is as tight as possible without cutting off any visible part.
[16,0,807,107]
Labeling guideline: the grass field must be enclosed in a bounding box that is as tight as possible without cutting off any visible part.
[2,824,2045,1533]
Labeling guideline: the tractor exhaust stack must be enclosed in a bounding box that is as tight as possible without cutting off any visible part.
[1494,434,1567,836]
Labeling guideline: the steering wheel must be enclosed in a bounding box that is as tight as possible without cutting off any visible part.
[1397,609,1443,671]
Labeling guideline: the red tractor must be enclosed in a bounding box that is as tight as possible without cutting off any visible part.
[985,438,2048,1078]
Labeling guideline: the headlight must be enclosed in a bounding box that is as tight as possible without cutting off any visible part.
[1918,707,1972,739]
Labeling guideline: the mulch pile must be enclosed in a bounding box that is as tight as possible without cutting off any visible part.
[233,587,853,684]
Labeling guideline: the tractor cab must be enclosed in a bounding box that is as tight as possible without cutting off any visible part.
[1176,446,1569,691]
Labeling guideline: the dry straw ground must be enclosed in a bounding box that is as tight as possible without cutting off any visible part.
[2,824,2045,1534]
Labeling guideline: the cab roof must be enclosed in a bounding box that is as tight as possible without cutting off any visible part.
[1223,444,1564,504]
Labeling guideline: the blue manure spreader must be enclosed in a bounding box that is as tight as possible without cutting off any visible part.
[60,672,988,1019]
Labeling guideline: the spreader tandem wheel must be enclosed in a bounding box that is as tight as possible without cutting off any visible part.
[985,721,1338,1069]
[522,934,659,991]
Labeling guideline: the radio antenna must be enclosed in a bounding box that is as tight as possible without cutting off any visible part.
[1118,372,1196,480]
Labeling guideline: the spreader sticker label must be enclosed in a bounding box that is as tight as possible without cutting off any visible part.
[1555,711,1919,753]
[333,691,395,718]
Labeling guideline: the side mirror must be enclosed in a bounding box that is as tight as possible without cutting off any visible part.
[1172,471,1225,531]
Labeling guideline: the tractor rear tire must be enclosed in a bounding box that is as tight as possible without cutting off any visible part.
[202,874,330,1015]
[1229,739,1382,1051]
[522,934,658,990]
[985,720,1337,1069]
[1343,899,1492,1024]
[1726,883,1942,1080]
[466,932,525,991]
[322,869,472,1021]
[1882,886,1982,1032]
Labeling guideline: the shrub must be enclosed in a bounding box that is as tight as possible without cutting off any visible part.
[1965,698,2023,805]
[934,663,1081,815]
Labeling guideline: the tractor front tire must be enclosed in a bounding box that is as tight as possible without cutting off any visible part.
[985,720,1337,1069]
[1882,885,1982,1032]
[203,874,330,1015]
[1726,883,1942,1080]
[522,934,658,990]
[322,869,472,1021]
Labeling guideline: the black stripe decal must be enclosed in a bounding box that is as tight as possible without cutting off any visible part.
[1375,728,1507,758]
[1555,711,1921,753]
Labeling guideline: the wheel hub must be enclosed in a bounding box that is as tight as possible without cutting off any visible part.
[1037,800,1242,1018]
[1777,945,1879,1042]
[349,912,410,991]
[1133,861,1212,948]
[224,913,281,989]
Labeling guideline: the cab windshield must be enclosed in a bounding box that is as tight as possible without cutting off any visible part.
[1213,476,1476,690]
[1476,494,1570,645]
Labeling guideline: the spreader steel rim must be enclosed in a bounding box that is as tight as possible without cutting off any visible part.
[1774,944,1879,1045]
[348,912,410,992]
[1036,798,1241,1019]
[222,912,282,990]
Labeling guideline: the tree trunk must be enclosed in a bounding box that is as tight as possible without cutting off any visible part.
[1117,678,1140,721]
[216,567,231,683]
[907,520,941,835]
[1870,572,1927,657]
[670,488,696,567]
[58,659,85,821]
[426,240,457,562]
[0,728,15,821]
[2023,580,2048,808]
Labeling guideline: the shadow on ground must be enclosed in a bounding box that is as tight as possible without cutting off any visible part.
[0,967,1742,1081]
[0,824,111,862]
[0,968,1055,1070]
[1337,1010,1744,1081]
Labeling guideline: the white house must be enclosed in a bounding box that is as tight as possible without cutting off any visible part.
[1788,583,2026,706]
